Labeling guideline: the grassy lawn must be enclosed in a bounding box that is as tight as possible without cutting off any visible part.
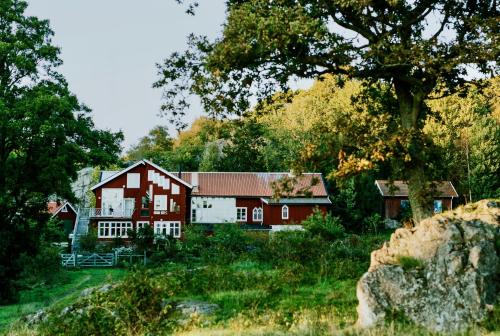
[0,268,128,332]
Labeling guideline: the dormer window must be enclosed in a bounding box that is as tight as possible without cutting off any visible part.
[281,205,289,220]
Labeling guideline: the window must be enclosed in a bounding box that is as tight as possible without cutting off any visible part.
[236,207,247,221]
[434,200,443,214]
[127,173,140,188]
[191,208,197,222]
[141,195,149,209]
[203,200,208,208]
[154,221,181,238]
[61,205,68,213]
[172,183,180,195]
[281,205,289,220]
[154,195,168,214]
[253,207,263,221]
[98,222,133,238]
[136,221,149,231]
[400,200,410,209]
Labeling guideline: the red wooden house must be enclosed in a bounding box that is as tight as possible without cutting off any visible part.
[180,172,331,231]
[375,180,458,219]
[89,160,192,240]
[85,160,331,242]
[47,201,77,238]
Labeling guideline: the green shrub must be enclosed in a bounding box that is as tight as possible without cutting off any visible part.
[43,218,67,242]
[362,213,384,233]
[41,268,179,335]
[78,229,98,252]
[128,225,154,251]
[17,244,62,288]
[396,255,425,270]
[301,209,345,241]
[202,224,248,263]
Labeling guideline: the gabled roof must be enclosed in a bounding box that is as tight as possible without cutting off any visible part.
[90,160,192,191]
[181,172,328,197]
[375,180,458,198]
[48,201,77,217]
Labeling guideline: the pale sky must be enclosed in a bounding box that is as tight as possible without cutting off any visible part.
[25,0,227,150]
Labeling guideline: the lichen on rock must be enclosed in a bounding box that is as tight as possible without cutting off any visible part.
[356,200,500,332]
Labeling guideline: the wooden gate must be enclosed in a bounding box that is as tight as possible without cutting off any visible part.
[61,253,115,267]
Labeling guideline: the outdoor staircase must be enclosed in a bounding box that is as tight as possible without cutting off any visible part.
[71,208,90,253]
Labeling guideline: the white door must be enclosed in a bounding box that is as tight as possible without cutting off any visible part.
[102,188,124,216]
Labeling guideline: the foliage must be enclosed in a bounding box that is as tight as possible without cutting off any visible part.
[40,269,178,335]
[0,0,122,303]
[159,0,498,223]
[396,256,425,271]
[42,218,68,243]
[362,213,384,234]
[0,269,127,332]
[124,126,173,163]
[301,208,345,241]
[78,229,98,253]
[425,82,500,202]
[128,225,155,251]
[16,244,62,289]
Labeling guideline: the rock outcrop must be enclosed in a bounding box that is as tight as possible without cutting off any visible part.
[357,200,499,332]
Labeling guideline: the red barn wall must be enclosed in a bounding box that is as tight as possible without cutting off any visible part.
[235,198,265,224]
[263,204,328,225]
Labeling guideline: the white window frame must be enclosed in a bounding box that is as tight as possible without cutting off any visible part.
[253,207,263,221]
[61,205,68,213]
[191,208,197,222]
[154,194,168,214]
[172,183,180,195]
[136,221,149,231]
[281,205,289,220]
[98,221,133,238]
[236,207,247,222]
[154,221,181,238]
[127,173,140,188]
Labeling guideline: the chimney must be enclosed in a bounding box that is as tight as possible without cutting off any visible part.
[192,172,199,192]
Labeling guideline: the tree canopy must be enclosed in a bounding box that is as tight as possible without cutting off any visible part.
[0,0,122,303]
[157,0,498,222]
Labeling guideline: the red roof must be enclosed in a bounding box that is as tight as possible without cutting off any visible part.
[180,172,328,197]
[375,180,458,198]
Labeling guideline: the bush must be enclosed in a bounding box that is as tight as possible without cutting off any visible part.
[362,213,384,234]
[78,229,98,252]
[17,244,62,288]
[301,208,345,241]
[128,225,154,251]
[41,268,179,335]
[202,224,248,263]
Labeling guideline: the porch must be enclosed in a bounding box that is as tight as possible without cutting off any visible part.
[80,208,135,218]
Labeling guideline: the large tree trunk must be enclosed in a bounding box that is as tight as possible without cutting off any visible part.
[394,80,434,224]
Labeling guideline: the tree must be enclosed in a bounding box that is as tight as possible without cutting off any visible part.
[157,0,498,223]
[125,126,173,162]
[0,0,122,303]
